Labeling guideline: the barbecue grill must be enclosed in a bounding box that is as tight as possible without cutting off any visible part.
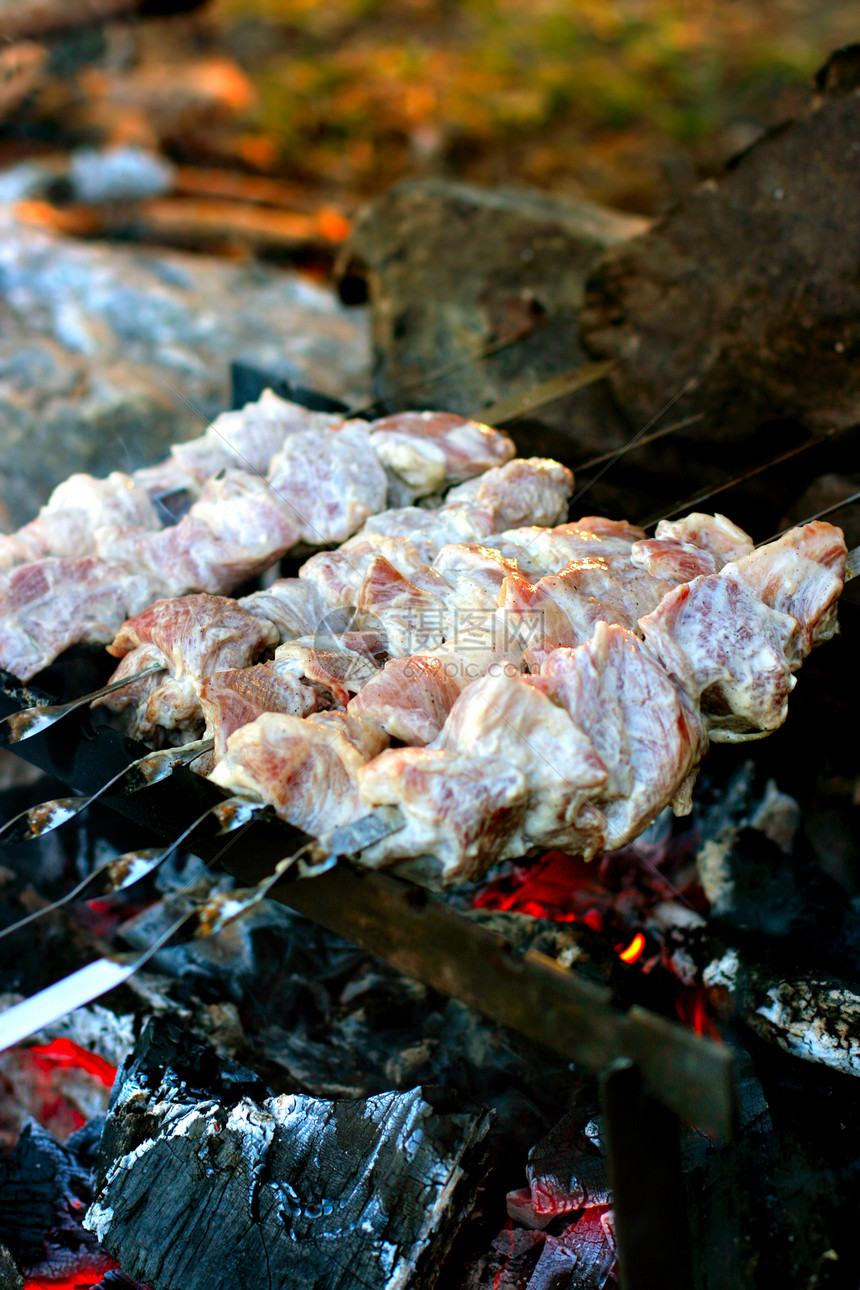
[0,369,856,1290]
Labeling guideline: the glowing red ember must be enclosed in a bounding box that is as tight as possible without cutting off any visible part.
[617,932,646,964]
[28,1039,117,1090]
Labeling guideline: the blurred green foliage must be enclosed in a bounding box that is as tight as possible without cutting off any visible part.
[215,0,857,210]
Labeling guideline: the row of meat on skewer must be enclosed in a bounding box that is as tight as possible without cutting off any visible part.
[0,391,848,885]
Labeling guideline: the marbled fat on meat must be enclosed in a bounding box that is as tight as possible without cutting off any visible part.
[653,513,754,564]
[539,624,707,850]
[637,576,799,741]
[98,471,301,596]
[0,558,162,681]
[630,538,719,582]
[274,634,384,707]
[347,504,495,562]
[267,422,387,544]
[435,671,609,855]
[209,710,388,835]
[369,410,514,501]
[133,390,344,499]
[200,664,323,762]
[95,594,278,743]
[443,458,574,530]
[348,654,471,745]
[298,535,431,610]
[723,522,846,663]
[355,556,449,656]
[631,513,755,584]
[239,579,330,643]
[0,472,161,571]
[358,748,528,884]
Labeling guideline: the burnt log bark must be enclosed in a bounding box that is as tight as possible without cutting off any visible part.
[87,1020,493,1290]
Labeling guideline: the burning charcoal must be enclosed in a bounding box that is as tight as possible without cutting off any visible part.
[0,1117,112,1283]
[524,1110,610,1218]
[88,1021,493,1290]
[467,1211,617,1290]
[526,1209,617,1290]
[465,1227,546,1290]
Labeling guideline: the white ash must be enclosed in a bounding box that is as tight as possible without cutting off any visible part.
[749,779,800,854]
[703,948,740,992]
[751,981,860,1077]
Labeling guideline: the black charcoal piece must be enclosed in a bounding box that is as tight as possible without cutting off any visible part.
[0,1117,108,1280]
[0,1240,23,1290]
[88,1022,492,1290]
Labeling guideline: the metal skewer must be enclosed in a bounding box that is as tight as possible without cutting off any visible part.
[641,425,850,529]
[0,662,166,746]
[0,738,214,846]
[0,871,306,1054]
[0,792,263,943]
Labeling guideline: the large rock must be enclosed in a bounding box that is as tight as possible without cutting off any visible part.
[0,206,369,527]
[342,180,646,466]
[580,48,860,462]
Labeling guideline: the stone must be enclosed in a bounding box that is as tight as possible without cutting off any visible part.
[341,179,646,464]
[580,49,860,462]
[0,205,369,528]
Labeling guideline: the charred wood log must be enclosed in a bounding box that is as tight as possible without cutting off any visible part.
[679,764,860,1078]
[88,1018,493,1290]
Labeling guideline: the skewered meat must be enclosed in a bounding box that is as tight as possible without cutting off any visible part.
[91,496,756,749]
[357,628,704,878]
[630,512,755,582]
[637,521,848,738]
[498,550,675,670]
[351,522,844,882]
[98,471,302,597]
[537,624,707,844]
[486,522,642,579]
[650,512,754,563]
[354,557,449,657]
[348,654,473,745]
[0,398,518,681]
[94,594,279,744]
[443,458,574,530]
[199,665,325,763]
[238,579,332,642]
[0,473,300,681]
[133,389,345,499]
[436,669,610,852]
[637,577,798,740]
[368,410,515,503]
[267,423,388,545]
[0,472,161,572]
[0,557,163,682]
[209,710,389,836]
[356,749,529,884]
[274,632,386,708]
[722,521,845,661]
[298,534,433,612]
